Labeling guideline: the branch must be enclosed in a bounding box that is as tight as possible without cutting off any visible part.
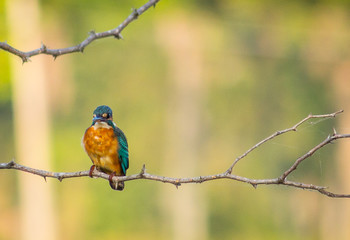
[279,132,350,181]
[1,110,350,198]
[226,109,344,173]
[0,0,160,63]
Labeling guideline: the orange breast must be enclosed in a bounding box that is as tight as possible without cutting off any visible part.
[83,125,123,175]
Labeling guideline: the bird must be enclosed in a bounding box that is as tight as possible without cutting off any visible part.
[82,105,129,190]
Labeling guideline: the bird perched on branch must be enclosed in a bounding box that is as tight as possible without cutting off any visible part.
[82,105,129,190]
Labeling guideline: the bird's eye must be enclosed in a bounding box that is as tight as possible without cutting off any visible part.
[102,113,108,118]
[93,114,96,118]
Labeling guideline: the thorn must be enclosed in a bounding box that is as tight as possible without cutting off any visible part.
[140,164,146,175]
[41,42,47,52]
[57,175,63,182]
[8,159,15,167]
[251,183,257,189]
[21,56,30,64]
[88,30,96,36]
[52,55,58,61]
[153,3,157,8]
[132,8,140,18]
[114,33,123,40]
[198,176,204,183]
[43,176,47,182]
[333,128,337,136]
[79,46,85,53]
[175,179,181,188]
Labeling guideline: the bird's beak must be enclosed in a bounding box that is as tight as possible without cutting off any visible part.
[93,116,105,122]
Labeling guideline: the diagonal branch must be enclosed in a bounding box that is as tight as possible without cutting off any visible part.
[0,0,160,63]
[279,133,350,181]
[226,109,344,174]
[1,110,350,198]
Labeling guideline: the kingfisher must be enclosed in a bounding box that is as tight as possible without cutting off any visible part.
[82,105,129,190]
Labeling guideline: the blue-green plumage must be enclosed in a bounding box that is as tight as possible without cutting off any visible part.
[93,105,129,175]
[115,127,129,175]
[83,105,129,190]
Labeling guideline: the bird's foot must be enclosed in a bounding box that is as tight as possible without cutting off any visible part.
[109,172,117,190]
[89,165,96,178]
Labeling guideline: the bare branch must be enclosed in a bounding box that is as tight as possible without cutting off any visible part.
[226,109,344,174]
[279,133,350,181]
[0,0,160,62]
[1,110,349,198]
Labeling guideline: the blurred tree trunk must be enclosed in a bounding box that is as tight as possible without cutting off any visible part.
[321,61,350,240]
[6,0,57,240]
[157,13,208,240]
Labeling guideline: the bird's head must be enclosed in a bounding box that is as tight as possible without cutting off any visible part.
[92,105,113,125]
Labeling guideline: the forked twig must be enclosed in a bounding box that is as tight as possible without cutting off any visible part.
[226,110,344,174]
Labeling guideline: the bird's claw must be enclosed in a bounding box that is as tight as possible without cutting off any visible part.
[109,172,117,190]
[89,165,96,178]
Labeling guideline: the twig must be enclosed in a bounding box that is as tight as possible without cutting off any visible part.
[0,0,160,63]
[279,133,350,181]
[1,110,349,198]
[226,109,344,174]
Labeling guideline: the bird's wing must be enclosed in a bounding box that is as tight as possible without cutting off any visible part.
[115,127,129,175]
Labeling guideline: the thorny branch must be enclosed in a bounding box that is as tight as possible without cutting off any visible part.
[0,0,160,63]
[1,110,350,198]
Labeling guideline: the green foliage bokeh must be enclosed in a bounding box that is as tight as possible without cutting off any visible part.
[1,0,350,239]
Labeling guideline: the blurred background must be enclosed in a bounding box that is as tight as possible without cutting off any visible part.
[1,0,350,239]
